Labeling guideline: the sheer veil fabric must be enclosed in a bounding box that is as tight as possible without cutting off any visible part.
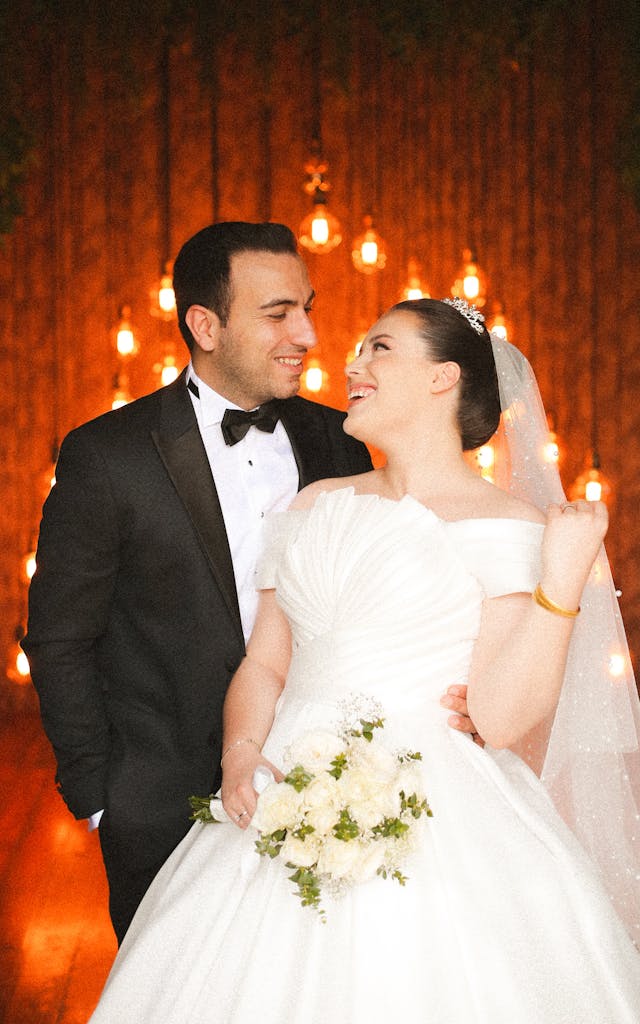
[491,335,640,942]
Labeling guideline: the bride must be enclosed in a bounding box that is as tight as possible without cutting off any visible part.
[90,298,640,1022]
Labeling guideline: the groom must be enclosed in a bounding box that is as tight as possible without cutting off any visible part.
[24,221,476,944]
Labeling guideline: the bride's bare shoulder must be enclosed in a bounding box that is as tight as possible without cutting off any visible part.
[478,481,546,524]
[291,471,379,511]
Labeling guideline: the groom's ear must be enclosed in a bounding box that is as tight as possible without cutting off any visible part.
[185,305,222,354]
[430,362,460,394]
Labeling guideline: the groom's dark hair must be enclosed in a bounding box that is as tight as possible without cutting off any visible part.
[173,222,299,350]
[392,298,501,451]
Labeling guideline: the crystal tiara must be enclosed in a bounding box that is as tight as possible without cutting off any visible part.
[442,297,486,335]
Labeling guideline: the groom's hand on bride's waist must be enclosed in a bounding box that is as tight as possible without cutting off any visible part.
[440,685,484,747]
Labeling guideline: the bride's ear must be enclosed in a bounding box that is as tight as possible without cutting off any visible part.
[430,362,460,394]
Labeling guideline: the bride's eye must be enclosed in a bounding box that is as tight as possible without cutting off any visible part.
[372,341,390,352]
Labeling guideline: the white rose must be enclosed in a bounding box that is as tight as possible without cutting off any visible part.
[305,804,340,836]
[349,841,388,883]
[303,774,341,810]
[352,740,398,784]
[348,793,398,831]
[316,836,363,880]
[253,781,304,834]
[280,834,320,869]
[336,766,378,806]
[285,730,347,773]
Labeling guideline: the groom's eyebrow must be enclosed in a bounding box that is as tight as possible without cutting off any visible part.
[259,289,316,310]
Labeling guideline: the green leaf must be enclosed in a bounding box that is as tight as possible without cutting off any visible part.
[283,764,315,792]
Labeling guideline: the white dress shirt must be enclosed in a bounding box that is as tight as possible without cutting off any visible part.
[186,364,299,641]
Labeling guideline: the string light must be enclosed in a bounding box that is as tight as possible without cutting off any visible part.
[298,153,342,255]
[115,304,138,357]
[301,359,328,394]
[486,301,512,341]
[150,261,176,320]
[451,248,487,307]
[351,215,387,274]
[401,259,431,300]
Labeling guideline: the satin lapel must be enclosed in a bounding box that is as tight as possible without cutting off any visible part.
[151,372,243,645]
[278,399,340,488]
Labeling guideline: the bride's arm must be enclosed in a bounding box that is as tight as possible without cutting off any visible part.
[466,501,608,751]
[220,589,292,828]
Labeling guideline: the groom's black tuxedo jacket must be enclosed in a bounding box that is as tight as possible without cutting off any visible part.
[25,370,371,878]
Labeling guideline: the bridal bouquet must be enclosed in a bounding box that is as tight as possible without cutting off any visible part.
[190,707,432,918]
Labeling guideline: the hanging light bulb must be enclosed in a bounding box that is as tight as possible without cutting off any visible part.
[160,355,180,386]
[299,195,342,254]
[298,151,342,254]
[451,248,487,307]
[153,353,181,387]
[6,627,31,684]
[401,259,431,300]
[112,372,133,410]
[568,450,614,505]
[486,300,512,340]
[301,359,328,394]
[23,550,37,582]
[150,260,177,320]
[351,215,387,274]
[115,304,138,357]
[542,411,562,466]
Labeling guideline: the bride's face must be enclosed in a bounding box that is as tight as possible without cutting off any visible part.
[344,310,449,442]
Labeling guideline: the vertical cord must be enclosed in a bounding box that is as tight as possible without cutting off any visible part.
[526,56,537,365]
[588,16,599,463]
[159,34,171,268]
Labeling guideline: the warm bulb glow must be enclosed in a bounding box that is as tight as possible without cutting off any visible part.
[311,215,329,245]
[609,653,627,678]
[158,275,176,313]
[361,240,378,265]
[351,217,387,274]
[477,445,495,469]
[543,435,560,463]
[16,649,30,677]
[463,274,480,300]
[299,203,342,254]
[568,457,613,506]
[452,249,487,307]
[112,386,132,410]
[116,326,135,356]
[161,361,179,386]
[304,366,324,392]
[7,634,31,684]
[23,551,37,581]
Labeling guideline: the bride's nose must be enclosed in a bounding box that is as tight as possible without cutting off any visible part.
[345,351,364,378]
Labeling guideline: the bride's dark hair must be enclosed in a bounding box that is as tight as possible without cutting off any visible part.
[391,298,500,451]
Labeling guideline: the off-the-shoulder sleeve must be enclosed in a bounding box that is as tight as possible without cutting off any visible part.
[444,518,544,598]
[255,510,306,590]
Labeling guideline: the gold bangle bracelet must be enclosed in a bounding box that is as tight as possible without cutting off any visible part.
[220,737,261,765]
[532,583,580,618]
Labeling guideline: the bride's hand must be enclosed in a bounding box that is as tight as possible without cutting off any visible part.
[221,747,284,830]
[540,500,608,610]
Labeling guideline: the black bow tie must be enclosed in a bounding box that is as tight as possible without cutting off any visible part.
[220,404,280,446]
[187,378,280,446]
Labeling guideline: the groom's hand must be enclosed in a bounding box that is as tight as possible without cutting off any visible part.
[440,684,484,747]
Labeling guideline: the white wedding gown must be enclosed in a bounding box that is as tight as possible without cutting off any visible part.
[90,488,640,1023]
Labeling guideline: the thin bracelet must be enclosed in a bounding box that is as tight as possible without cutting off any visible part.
[532,583,580,618]
[220,737,261,765]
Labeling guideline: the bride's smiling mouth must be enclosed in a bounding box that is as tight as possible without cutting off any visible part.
[347,385,376,408]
